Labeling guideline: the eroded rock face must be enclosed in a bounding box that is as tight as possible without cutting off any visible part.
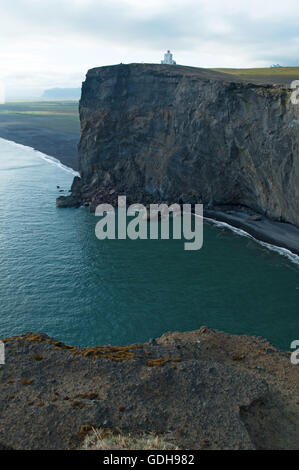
[62,64,299,227]
[0,328,298,450]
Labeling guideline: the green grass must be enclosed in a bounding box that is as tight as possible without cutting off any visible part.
[212,67,299,85]
[0,101,80,133]
[0,100,79,112]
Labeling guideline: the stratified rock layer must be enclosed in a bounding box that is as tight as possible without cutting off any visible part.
[58,64,299,227]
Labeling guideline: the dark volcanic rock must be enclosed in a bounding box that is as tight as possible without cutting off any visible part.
[0,328,298,450]
[56,195,81,208]
[56,176,82,207]
[60,63,298,228]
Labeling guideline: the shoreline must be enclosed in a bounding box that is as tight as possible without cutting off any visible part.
[204,206,299,258]
[1,133,298,258]
[0,127,79,170]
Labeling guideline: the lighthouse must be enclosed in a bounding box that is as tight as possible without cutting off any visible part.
[161,50,176,65]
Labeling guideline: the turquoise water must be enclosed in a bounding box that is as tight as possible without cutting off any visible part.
[0,138,298,350]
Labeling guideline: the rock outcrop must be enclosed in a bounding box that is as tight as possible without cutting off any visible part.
[57,63,299,228]
[0,327,298,450]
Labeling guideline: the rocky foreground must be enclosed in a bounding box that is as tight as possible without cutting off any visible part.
[0,327,298,450]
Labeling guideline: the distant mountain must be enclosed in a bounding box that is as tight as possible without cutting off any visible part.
[41,88,81,99]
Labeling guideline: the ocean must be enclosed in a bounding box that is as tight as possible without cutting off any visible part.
[0,137,298,349]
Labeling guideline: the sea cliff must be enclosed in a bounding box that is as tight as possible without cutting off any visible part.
[57,63,299,230]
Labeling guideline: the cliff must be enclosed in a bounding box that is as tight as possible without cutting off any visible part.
[57,63,299,228]
[0,327,298,450]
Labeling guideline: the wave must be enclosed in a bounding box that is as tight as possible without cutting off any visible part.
[35,152,79,177]
[204,216,299,266]
[0,137,79,177]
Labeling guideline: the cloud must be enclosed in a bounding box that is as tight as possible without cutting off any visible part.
[0,0,298,96]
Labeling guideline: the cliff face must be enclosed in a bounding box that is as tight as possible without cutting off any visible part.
[58,64,299,227]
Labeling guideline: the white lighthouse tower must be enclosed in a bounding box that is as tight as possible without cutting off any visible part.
[161,50,176,65]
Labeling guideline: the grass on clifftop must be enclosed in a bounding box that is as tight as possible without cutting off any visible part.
[212,67,299,85]
[0,101,80,133]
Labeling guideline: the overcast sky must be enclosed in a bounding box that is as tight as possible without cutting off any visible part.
[1,0,299,98]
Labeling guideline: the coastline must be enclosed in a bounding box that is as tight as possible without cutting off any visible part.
[204,207,299,258]
[0,126,79,170]
[1,132,298,259]
[0,139,297,449]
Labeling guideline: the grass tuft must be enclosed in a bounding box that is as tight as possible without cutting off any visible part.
[82,428,180,450]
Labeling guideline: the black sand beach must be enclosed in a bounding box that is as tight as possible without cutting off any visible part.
[205,207,299,256]
[0,125,79,170]
[0,101,80,170]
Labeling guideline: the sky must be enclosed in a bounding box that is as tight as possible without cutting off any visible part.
[0,0,299,98]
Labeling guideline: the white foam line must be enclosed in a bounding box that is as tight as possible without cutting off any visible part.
[204,216,299,266]
[0,137,79,176]
[36,152,79,177]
